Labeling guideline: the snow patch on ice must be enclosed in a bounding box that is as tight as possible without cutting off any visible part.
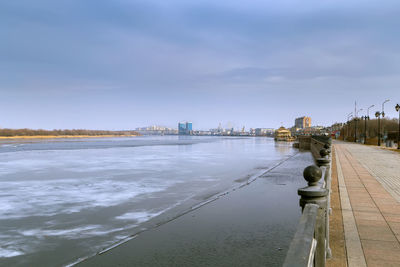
[115,211,162,223]
[0,247,24,258]
[0,178,176,219]
[19,225,126,240]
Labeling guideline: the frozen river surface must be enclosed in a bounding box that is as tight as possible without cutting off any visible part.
[0,136,296,266]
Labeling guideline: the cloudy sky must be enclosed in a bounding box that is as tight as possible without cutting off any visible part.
[1,0,400,130]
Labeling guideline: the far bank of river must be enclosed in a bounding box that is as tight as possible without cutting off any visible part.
[0,135,139,140]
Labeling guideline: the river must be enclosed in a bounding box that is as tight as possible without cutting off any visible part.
[0,136,309,266]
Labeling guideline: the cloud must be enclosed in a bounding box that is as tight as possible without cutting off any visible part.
[0,0,400,128]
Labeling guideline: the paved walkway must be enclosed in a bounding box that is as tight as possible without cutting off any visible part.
[334,142,400,267]
[341,144,400,202]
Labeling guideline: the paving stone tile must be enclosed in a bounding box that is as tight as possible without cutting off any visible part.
[361,239,400,262]
[348,197,374,205]
[355,219,387,228]
[369,192,393,199]
[368,188,391,194]
[349,198,375,206]
[383,214,400,223]
[374,198,398,206]
[351,205,379,212]
[357,224,397,241]
[377,204,400,215]
[346,193,369,198]
[387,221,400,235]
[365,259,400,267]
[353,211,385,222]
[346,183,365,188]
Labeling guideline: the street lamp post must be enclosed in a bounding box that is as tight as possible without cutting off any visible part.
[375,111,381,146]
[363,105,375,144]
[354,108,363,143]
[354,118,358,142]
[346,113,353,141]
[382,99,390,144]
[382,99,390,118]
[396,104,400,149]
[362,115,368,144]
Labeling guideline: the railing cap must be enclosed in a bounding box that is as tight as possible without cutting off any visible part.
[303,165,322,186]
[320,148,329,158]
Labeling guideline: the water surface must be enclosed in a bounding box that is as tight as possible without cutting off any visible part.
[0,136,299,266]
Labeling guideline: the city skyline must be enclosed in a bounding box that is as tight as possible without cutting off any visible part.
[1,0,400,130]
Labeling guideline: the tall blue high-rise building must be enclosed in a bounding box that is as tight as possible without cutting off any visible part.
[186,122,192,132]
[178,121,193,135]
[178,122,186,135]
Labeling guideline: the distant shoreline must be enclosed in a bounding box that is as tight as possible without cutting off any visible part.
[0,135,139,140]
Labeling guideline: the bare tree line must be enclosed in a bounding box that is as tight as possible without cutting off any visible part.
[340,118,399,142]
[0,128,139,137]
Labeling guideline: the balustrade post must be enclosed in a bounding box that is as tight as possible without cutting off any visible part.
[317,146,332,259]
[298,165,328,266]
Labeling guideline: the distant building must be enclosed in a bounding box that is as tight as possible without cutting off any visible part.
[135,125,178,135]
[178,122,193,135]
[186,122,192,132]
[290,126,300,137]
[255,128,274,136]
[329,123,343,139]
[178,122,186,135]
[295,116,311,129]
[274,126,294,141]
[330,123,344,132]
[193,130,212,136]
[303,126,325,135]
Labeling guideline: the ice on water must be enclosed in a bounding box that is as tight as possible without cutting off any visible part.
[0,136,293,263]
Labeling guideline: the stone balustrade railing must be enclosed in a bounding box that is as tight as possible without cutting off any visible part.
[283,137,332,267]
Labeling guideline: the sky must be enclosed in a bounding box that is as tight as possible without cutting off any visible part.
[1,0,400,130]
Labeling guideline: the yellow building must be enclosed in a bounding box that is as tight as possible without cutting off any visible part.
[295,116,311,129]
[274,126,294,141]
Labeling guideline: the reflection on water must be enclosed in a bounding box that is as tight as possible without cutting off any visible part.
[274,141,294,155]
